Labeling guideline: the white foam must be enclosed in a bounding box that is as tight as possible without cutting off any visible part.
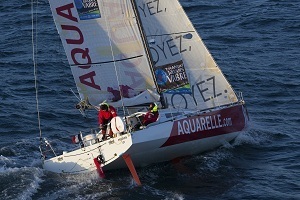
[233,122,271,146]
[0,166,44,200]
[36,172,113,200]
[143,185,185,200]
[17,167,44,200]
[0,155,15,173]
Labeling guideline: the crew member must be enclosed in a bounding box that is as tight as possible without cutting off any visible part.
[142,102,159,126]
[98,103,117,140]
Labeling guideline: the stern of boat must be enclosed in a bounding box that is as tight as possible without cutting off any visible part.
[43,133,133,174]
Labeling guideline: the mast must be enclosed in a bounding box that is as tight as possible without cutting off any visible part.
[129,0,166,108]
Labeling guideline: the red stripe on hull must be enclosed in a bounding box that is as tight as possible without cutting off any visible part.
[161,104,246,147]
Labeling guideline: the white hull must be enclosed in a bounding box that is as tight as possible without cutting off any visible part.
[43,104,248,174]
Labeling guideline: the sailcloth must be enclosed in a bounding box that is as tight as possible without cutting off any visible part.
[48,0,238,110]
[48,0,159,107]
[135,0,238,110]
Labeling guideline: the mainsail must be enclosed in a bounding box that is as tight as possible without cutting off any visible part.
[48,0,238,110]
[135,0,238,110]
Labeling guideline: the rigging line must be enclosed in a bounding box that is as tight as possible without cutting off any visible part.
[70,88,81,101]
[102,2,126,116]
[31,0,43,143]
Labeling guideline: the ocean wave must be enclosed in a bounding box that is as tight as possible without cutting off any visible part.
[0,166,44,200]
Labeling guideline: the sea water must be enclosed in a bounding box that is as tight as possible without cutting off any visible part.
[0,0,299,199]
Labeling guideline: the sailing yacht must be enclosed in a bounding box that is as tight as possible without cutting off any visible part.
[42,0,249,180]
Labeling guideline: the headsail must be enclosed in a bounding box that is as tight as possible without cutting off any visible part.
[135,0,238,110]
[48,0,159,107]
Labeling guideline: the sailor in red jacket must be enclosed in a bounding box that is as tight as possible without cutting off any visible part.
[142,102,159,126]
[133,103,159,130]
[98,103,117,140]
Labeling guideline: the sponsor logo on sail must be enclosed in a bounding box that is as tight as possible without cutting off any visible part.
[54,3,101,91]
[155,60,191,93]
[74,0,101,20]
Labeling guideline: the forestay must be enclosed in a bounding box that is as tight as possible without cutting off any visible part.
[135,0,238,110]
[48,0,159,107]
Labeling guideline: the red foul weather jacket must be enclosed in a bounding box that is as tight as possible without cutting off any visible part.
[98,105,117,126]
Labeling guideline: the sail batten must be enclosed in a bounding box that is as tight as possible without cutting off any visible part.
[147,31,196,38]
[70,55,144,66]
